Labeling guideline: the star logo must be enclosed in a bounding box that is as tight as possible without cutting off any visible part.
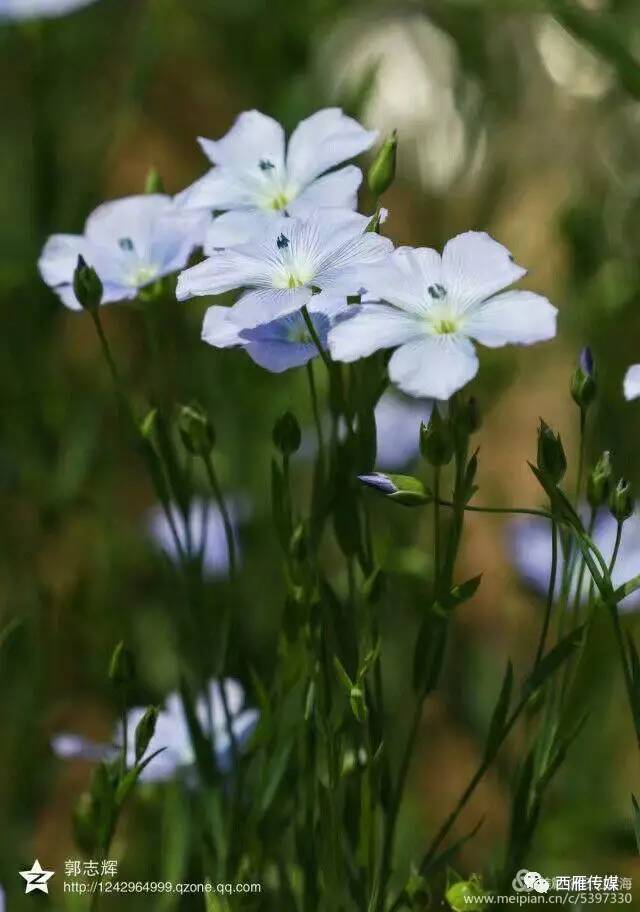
[19,859,55,894]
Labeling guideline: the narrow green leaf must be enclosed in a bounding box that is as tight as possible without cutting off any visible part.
[525,626,584,694]
[333,655,354,692]
[631,794,640,854]
[484,660,514,760]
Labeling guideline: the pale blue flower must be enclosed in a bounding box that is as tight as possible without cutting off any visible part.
[176,209,392,328]
[329,232,557,400]
[176,108,377,247]
[146,497,244,580]
[624,364,640,401]
[510,509,640,612]
[0,0,97,20]
[52,679,258,783]
[374,391,433,470]
[39,195,208,310]
[202,293,348,372]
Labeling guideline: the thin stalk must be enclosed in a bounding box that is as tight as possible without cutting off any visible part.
[373,697,424,912]
[437,500,552,520]
[574,409,586,508]
[306,360,325,469]
[433,468,441,583]
[609,520,623,575]
[533,521,557,668]
[203,453,237,581]
[301,305,331,371]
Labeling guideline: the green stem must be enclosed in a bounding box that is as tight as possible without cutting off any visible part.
[301,304,331,371]
[203,453,237,581]
[533,520,557,668]
[437,500,552,520]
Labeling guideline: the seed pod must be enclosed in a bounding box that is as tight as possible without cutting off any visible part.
[536,419,567,484]
[178,403,215,456]
[587,451,613,508]
[272,411,301,456]
[420,406,453,466]
[610,478,634,523]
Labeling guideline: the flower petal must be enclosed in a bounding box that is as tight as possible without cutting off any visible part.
[204,209,276,251]
[84,194,169,249]
[198,111,286,170]
[329,303,421,362]
[245,338,317,372]
[174,168,254,211]
[463,290,557,348]
[229,287,313,326]
[317,233,394,294]
[624,364,640,401]
[374,392,434,470]
[38,234,87,287]
[358,246,441,314]
[388,334,479,399]
[441,231,527,310]
[289,165,363,214]
[176,246,275,300]
[287,108,377,186]
[201,306,243,349]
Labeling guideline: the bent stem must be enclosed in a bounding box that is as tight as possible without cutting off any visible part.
[301,304,331,371]
[533,520,558,668]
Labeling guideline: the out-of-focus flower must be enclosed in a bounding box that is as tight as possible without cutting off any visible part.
[176,210,392,327]
[624,364,640,401]
[374,391,433,470]
[329,232,557,400]
[39,195,207,310]
[145,498,244,580]
[510,509,640,612]
[52,679,259,782]
[201,294,348,373]
[176,108,377,247]
[0,0,97,20]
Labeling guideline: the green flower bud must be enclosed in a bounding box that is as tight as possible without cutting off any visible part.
[536,419,567,484]
[108,641,135,688]
[144,166,165,195]
[140,408,158,441]
[358,473,431,507]
[272,411,301,455]
[349,685,368,722]
[420,406,453,466]
[178,402,215,456]
[368,130,397,197]
[587,450,613,508]
[134,706,159,764]
[610,478,634,523]
[73,255,103,311]
[571,346,596,410]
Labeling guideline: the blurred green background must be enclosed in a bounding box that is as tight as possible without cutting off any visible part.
[2,0,640,907]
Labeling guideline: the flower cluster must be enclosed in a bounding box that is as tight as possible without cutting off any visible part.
[40,108,557,406]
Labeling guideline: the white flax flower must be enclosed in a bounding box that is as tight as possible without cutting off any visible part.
[176,108,377,247]
[329,231,557,400]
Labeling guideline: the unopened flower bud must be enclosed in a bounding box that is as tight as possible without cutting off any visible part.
[73,255,103,311]
[610,478,634,523]
[144,166,165,194]
[587,451,613,508]
[140,408,158,440]
[108,641,135,688]
[134,706,158,763]
[536,419,566,484]
[178,403,215,456]
[272,411,301,455]
[349,685,368,722]
[358,472,431,506]
[571,346,596,409]
[367,130,397,197]
[420,406,453,466]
